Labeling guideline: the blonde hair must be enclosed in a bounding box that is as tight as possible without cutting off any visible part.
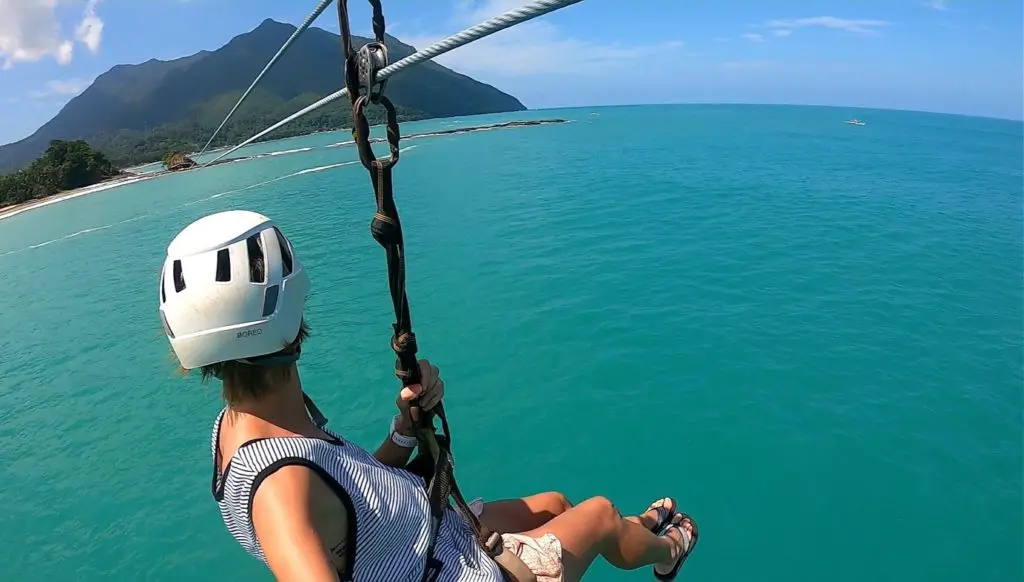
[198,319,311,406]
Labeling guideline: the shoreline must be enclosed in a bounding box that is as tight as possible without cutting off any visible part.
[205,118,569,167]
[0,118,568,223]
[0,173,157,221]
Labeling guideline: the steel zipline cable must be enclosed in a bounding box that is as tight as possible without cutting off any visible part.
[203,0,585,167]
[196,0,337,158]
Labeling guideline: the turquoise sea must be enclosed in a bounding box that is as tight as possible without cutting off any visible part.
[0,104,1020,581]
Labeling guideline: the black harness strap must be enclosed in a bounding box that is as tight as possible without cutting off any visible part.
[335,4,532,582]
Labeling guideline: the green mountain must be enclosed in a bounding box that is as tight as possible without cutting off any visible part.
[0,19,526,171]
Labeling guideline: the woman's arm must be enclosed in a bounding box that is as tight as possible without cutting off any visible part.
[373,359,444,467]
[252,465,352,582]
[373,414,418,467]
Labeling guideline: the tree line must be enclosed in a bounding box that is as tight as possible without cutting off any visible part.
[0,99,428,209]
[95,99,428,167]
[0,140,120,209]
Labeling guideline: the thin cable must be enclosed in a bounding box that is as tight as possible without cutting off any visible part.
[205,0,584,166]
[197,0,336,158]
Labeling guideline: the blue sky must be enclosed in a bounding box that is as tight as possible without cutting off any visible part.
[0,0,1021,145]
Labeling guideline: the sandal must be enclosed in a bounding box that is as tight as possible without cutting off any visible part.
[643,497,677,534]
[653,512,699,581]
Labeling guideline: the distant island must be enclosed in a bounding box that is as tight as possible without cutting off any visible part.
[0,18,527,176]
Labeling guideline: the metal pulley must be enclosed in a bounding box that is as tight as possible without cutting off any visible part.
[356,41,389,103]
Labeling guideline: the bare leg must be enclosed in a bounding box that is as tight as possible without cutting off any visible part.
[516,496,691,582]
[480,492,573,534]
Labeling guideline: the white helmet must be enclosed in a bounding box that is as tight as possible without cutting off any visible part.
[158,210,311,370]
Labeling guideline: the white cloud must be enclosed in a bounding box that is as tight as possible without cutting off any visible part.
[742,33,765,43]
[398,0,686,77]
[0,0,104,68]
[765,16,890,37]
[75,0,103,53]
[28,76,93,99]
[454,0,555,24]
[922,0,950,11]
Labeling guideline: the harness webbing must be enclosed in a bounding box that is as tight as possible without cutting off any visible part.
[334,3,532,582]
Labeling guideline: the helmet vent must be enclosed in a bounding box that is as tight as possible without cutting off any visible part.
[247,233,265,283]
[215,249,231,282]
[262,284,280,317]
[274,227,293,277]
[160,270,167,303]
[173,260,186,292]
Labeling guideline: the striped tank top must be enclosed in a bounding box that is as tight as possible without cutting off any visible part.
[210,409,505,581]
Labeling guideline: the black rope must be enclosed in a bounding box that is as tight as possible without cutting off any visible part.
[334,4,507,580]
[337,0,417,393]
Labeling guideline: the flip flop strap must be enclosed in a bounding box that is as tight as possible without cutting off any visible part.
[648,498,676,533]
[675,525,693,555]
[654,507,672,531]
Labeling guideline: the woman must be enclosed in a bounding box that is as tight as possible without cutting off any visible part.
[158,210,699,582]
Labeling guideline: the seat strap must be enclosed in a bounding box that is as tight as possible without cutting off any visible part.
[419,423,537,582]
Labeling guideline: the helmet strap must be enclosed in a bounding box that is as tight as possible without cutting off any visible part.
[236,344,302,367]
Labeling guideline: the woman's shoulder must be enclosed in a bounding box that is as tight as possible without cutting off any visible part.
[209,407,228,460]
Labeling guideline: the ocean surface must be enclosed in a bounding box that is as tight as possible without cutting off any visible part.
[0,104,1020,582]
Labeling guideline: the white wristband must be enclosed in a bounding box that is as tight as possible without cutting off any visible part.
[389,415,419,448]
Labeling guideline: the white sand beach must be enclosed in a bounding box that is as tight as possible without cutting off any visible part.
[0,174,156,222]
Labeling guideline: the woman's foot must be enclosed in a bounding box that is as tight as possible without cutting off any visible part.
[653,512,698,581]
[635,497,677,533]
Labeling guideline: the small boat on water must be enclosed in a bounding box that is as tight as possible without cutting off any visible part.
[844,118,866,126]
